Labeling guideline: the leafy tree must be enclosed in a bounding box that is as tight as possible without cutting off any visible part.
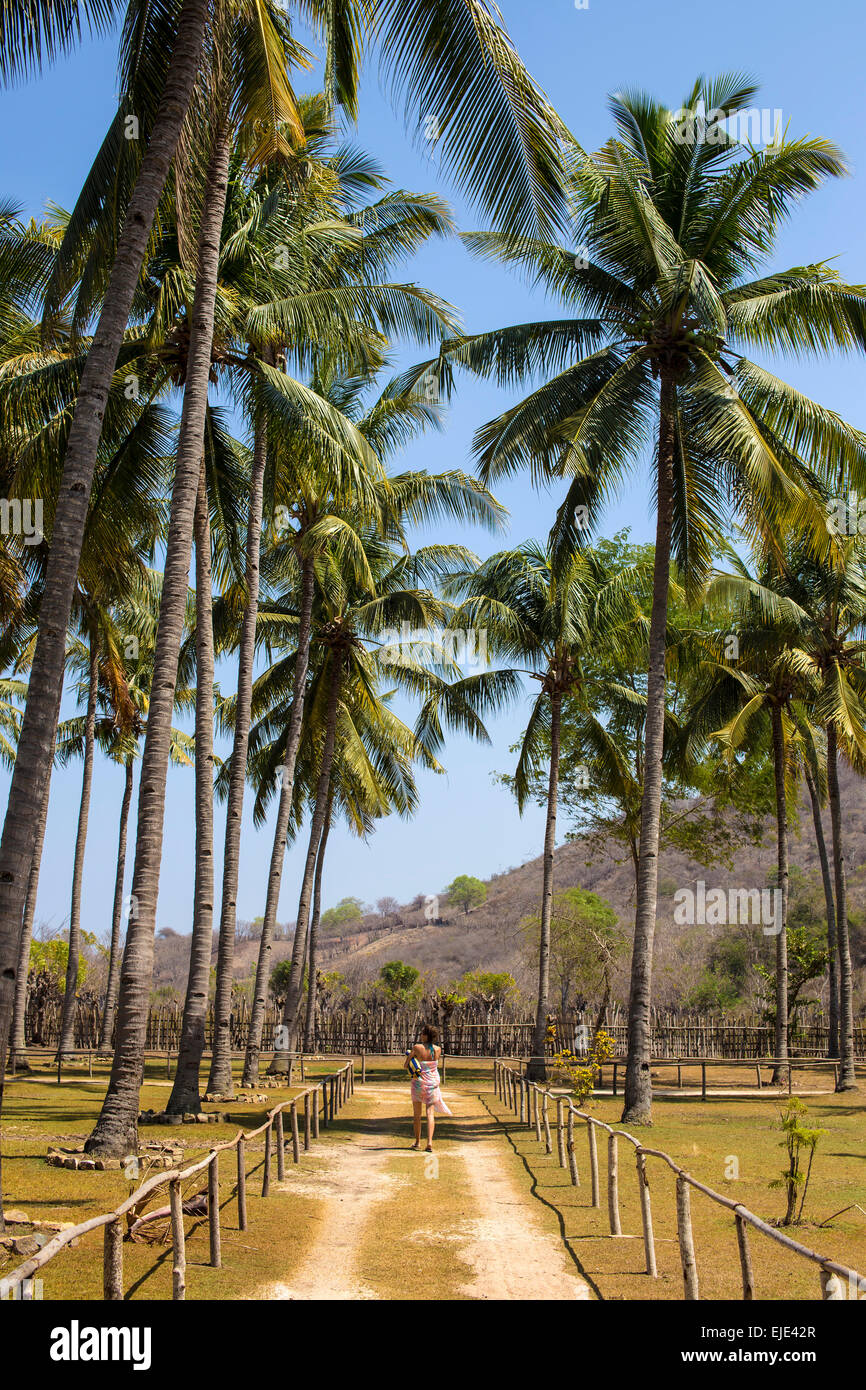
[269,959,294,1003]
[685,928,755,1012]
[30,937,87,990]
[757,925,828,1031]
[770,1098,826,1226]
[321,897,365,929]
[457,969,516,1007]
[445,874,487,915]
[521,887,625,1020]
[379,959,420,1003]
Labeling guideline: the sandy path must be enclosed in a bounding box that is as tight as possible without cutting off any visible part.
[455,1114,590,1300]
[259,1082,589,1301]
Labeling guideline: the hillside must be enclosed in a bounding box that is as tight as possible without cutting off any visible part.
[151,762,866,1007]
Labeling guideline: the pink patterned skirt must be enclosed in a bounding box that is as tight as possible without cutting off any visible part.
[410,1063,453,1114]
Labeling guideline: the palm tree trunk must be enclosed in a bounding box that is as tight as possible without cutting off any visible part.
[85,125,232,1157]
[58,632,99,1059]
[528,690,561,1082]
[827,723,857,1090]
[0,0,210,1098]
[622,375,676,1124]
[10,744,55,1070]
[303,789,333,1053]
[270,651,343,1070]
[770,703,789,1081]
[207,403,270,1095]
[167,462,216,1113]
[99,756,135,1054]
[803,761,839,1056]
[241,555,315,1085]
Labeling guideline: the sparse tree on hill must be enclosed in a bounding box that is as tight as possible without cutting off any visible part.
[445,874,487,916]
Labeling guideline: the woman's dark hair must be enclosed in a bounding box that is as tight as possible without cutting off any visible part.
[420,1023,440,1045]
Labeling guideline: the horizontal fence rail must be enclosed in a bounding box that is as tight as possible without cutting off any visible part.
[493,1061,865,1301]
[3,1060,355,1302]
[496,1053,866,1098]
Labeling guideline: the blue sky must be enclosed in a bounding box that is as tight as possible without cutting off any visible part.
[2,0,865,940]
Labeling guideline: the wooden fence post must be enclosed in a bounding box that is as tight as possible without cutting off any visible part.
[300,1054,305,1082]
[735,1211,754,1300]
[313,1087,320,1139]
[208,1153,221,1268]
[519,1079,527,1125]
[103,1218,123,1300]
[607,1134,622,1236]
[533,1086,541,1142]
[304,1092,311,1150]
[275,1110,286,1181]
[169,1179,186,1300]
[542,1093,552,1154]
[635,1149,656,1276]
[566,1109,579,1186]
[556,1098,566,1169]
[820,1268,845,1300]
[262,1121,272,1197]
[322,1079,329,1128]
[587,1120,600,1208]
[361,1052,366,1084]
[291,1101,300,1163]
[701,1062,707,1100]
[676,1174,699,1299]
[237,1136,247,1231]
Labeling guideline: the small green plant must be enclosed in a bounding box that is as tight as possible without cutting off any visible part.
[769,1097,827,1226]
[549,1025,616,1106]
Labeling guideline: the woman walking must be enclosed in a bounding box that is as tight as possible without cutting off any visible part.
[405,1024,452,1151]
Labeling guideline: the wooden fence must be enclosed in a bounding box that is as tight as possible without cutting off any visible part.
[2,1060,355,1302]
[20,995,866,1060]
[493,1061,865,1301]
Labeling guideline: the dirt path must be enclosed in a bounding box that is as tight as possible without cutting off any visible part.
[258,1081,589,1301]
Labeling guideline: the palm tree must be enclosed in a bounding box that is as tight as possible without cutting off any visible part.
[55,626,99,1057]
[243,505,503,1078]
[445,542,644,1078]
[791,717,839,1056]
[0,0,570,1112]
[0,0,213,1092]
[234,365,500,1082]
[773,537,866,1089]
[418,75,866,1119]
[165,462,216,1113]
[202,130,458,1094]
[707,557,803,1077]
